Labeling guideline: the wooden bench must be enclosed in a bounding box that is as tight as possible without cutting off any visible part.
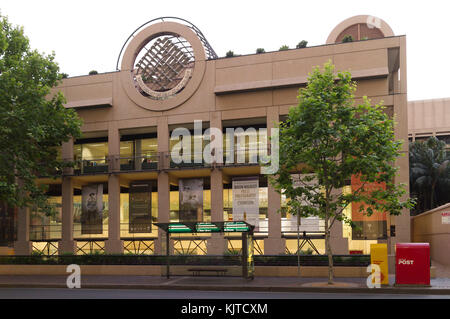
[188,268,228,276]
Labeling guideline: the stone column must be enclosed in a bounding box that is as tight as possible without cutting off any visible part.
[207,111,226,255]
[58,176,76,254]
[155,116,170,255]
[264,107,285,254]
[208,169,226,255]
[14,205,32,255]
[105,123,123,253]
[135,139,142,171]
[62,138,74,175]
[105,174,123,253]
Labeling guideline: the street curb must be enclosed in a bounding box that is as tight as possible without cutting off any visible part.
[1,283,449,295]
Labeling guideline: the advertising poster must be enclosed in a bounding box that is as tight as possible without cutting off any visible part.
[351,175,387,240]
[179,178,203,222]
[129,182,152,233]
[284,174,323,232]
[232,177,259,228]
[81,184,103,234]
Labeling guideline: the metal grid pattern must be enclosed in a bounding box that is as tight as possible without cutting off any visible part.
[135,36,193,92]
[123,240,155,255]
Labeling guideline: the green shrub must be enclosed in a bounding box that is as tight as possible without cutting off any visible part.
[256,48,265,54]
[225,50,235,58]
[342,35,354,43]
[279,45,289,51]
[296,40,308,49]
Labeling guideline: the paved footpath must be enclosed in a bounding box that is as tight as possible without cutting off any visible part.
[0,259,449,295]
[0,274,449,295]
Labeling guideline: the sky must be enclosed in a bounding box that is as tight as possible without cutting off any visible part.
[1,0,449,101]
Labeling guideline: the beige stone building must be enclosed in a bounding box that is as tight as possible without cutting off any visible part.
[408,97,450,145]
[9,15,410,257]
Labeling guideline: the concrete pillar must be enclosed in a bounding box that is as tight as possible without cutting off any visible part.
[207,169,226,255]
[155,117,170,254]
[105,174,123,253]
[108,122,120,172]
[135,139,142,171]
[264,107,285,254]
[58,177,76,254]
[207,111,226,255]
[61,138,74,175]
[14,205,32,255]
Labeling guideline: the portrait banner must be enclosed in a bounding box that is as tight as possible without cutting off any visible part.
[179,178,204,222]
[129,182,152,233]
[81,184,103,234]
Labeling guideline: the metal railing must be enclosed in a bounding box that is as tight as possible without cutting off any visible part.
[58,148,272,175]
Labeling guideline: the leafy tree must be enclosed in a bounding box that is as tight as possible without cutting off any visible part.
[271,62,414,284]
[279,45,289,51]
[409,137,450,214]
[88,70,98,75]
[0,14,82,215]
[256,48,265,54]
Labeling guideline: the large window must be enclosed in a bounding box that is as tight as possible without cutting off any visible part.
[74,138,109,174]
[120,134,158,171]
[223,124,267,165]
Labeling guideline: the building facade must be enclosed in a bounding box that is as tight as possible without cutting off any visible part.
[11,15,410,256]
[408,97,450,145]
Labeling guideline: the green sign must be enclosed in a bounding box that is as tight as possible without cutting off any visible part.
[167,221,252,233]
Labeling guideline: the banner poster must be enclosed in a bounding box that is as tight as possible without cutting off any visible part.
[232,177,259,229]
[179,178,204,222]
[283,174,324,232]
[351,175,387,240]
[129,182,152,233]
[81,184,103,234]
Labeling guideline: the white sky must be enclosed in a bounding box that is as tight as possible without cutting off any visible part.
[1,0,449,101]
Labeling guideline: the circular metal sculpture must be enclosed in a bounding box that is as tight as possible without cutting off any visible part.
[118,18,217,111]
[134,34,194,100]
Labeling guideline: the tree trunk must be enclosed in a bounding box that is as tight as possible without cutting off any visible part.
[431,182,436,209]
[325,217,334,284]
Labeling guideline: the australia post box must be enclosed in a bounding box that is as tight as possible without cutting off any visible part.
[395,243,430,286]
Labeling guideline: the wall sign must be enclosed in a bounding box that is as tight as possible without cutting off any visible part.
[232,177,259,228]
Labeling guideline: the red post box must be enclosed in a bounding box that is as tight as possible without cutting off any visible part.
[395,243,430,286]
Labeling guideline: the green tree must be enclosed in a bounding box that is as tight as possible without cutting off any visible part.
[270,62,414,284]
[0,14,82,215]
[409,137,450,214]
[279,45,289,51]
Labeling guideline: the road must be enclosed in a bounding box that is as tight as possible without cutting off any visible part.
[0,288,449,299]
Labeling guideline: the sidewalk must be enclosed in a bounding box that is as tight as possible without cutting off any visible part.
[0,274,449,295]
